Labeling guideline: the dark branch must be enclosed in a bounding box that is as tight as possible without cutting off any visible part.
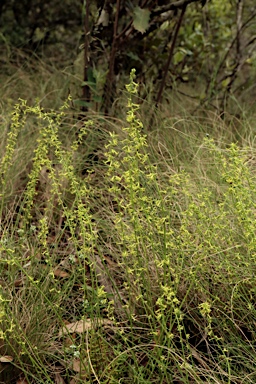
[153,0,201,16]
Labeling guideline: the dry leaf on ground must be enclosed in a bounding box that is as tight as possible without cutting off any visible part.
[72,358,83,373]
[0,355,13,362]
[53,268,70,278]
[54,372,66,384]
[16,378,28,384]
[72,359,88,380]
[59,318,113,336]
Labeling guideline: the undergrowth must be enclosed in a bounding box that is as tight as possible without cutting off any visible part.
[0,69,256,383]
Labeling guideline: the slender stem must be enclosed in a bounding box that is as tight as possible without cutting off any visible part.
[82,0,91,112]
[155,5,187,106]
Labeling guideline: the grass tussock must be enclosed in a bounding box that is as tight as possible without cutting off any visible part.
[0,68,256,383]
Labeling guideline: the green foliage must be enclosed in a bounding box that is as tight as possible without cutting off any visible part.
[132,7,151,34]
[0,72,256,383]
[1,0,256,113]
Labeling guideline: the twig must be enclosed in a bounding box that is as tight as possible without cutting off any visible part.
[81,0,91,113]
[155,4,187,106]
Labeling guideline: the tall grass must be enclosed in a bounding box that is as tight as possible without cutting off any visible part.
[0,68,256,383]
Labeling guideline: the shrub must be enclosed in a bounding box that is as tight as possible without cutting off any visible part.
[0,70,255,383]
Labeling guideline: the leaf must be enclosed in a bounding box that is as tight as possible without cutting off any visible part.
[87,67,97,91]
[14,278,24,287]
[54,372,66,384]
[97,9,109,27]
[221,78,231,88]
[133,7,150,34]
[81,81,95,87]
[173,51,184,65]
[72,359,83,373]
[93,95,102,103]
[16,379,28,384]
[53,269,70,278]
[125,51,143,64]
[60,319,91,335]
[0,355,13,362]
[59,318,113,336]
[32,27,47,43]
[71,359,89,381]
[73,99,93,108]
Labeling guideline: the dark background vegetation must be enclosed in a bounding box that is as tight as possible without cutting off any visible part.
[1,0,256,117]
[1,2,256,383]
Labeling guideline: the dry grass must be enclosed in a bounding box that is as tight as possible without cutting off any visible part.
[0,63,256,384]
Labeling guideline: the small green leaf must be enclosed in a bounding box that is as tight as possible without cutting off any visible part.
[133,7,150,34]
[126,51,143,63]
[173,51,184,65]
[93,95,102,103]
[81,81,96,89]
[221,78,231,88]
[73,99,93,108]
